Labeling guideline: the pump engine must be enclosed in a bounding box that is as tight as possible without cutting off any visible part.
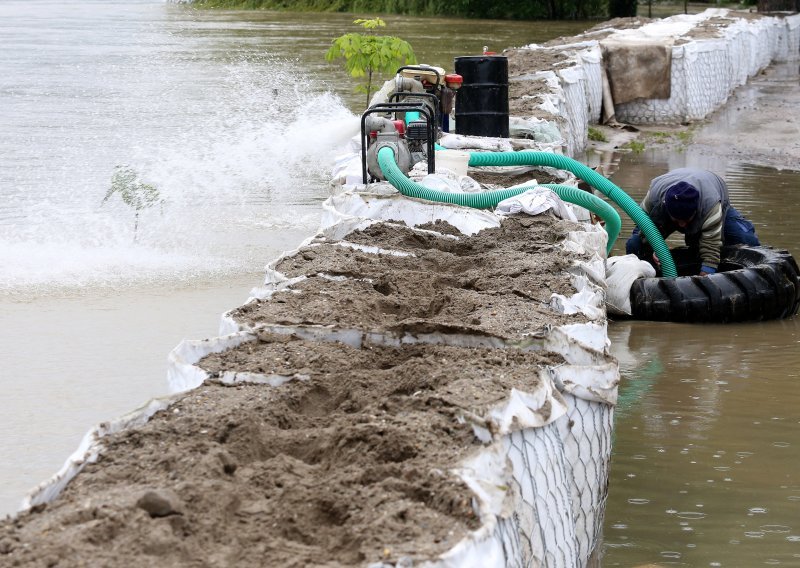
[360,64,462,184]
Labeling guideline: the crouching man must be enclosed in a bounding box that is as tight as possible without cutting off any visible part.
[626,167,760,276]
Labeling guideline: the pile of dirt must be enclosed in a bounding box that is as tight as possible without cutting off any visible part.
[577,16,656,39]
[232,216,587,338]
[502,47,573,122]
[505,48,575,78]
[467,167,564,188]
[0,214,583,567]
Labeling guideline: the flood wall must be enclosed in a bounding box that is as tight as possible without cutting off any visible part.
[507,9,800,154]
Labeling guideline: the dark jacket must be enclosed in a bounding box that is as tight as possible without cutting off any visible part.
[641,168,729,269]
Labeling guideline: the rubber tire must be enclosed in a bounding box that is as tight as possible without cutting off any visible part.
[628,245,800,323]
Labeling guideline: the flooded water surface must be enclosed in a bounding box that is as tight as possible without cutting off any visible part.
[601,119,800,565]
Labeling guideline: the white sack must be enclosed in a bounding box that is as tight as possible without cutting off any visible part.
[605,254,657,316]
[494,187,578,221]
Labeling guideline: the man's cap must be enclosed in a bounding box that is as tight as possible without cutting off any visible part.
[664,181,700,221]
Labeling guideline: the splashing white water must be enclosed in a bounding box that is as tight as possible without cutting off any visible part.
[0,46,360,293]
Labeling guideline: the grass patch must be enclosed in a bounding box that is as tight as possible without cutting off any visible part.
[588,127,608,143]
[642,127,695,147]
[624,140,646,153]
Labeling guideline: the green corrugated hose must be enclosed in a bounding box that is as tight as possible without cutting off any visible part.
[377,148,619,253]
[377,146,676,277]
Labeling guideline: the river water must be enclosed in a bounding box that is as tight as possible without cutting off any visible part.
[599,99,800,564]
[1,1,798,565]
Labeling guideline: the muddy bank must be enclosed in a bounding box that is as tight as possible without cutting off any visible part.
[685,63,800,169]
[587,62,800,171]
[0,213,594,567]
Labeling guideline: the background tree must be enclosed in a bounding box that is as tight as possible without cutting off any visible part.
[608,0,638,17]
[325,17,417,107]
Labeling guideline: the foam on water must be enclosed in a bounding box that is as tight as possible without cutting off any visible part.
[0,12,360,293]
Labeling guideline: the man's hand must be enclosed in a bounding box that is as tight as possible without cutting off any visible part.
[699,265,717,277]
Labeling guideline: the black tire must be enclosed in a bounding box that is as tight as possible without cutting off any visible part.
[628,245,800,323]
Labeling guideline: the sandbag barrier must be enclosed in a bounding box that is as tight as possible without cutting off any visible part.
[183,190,616,567]
[17,184,617,567]
[503,10,800,153]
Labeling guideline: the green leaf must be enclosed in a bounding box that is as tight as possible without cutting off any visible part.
[324,18,416,109]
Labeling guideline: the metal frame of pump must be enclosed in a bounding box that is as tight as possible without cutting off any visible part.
[360,102,436,184]
[361,65,461,184]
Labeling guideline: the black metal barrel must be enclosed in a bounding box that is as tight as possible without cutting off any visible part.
[454,55,509,138]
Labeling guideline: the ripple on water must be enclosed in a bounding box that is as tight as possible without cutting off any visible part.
[676,511,707,520]
[761,525,791,533]
[627,498,650,505]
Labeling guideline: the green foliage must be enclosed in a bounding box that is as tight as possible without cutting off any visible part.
[624,140,646,154]
[104,166,161,211]
[587,127,608,142]
[643,128,694,147]
[103,166,163,240]
[325,18,416,107]
[193,0,609,19]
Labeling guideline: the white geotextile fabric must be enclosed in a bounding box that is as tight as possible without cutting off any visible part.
[438,133,516,152]
[509,116,563,146]
[407,161,484,193]
[21,395,179,511]
[605,254,657,316]
[549,224,608,323]
[495,187,578,220]
[320,191,501,238]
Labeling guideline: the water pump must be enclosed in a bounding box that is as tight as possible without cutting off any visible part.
[360,64,462,184]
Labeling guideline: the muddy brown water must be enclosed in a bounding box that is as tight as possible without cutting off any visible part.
[591,63,800,566]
